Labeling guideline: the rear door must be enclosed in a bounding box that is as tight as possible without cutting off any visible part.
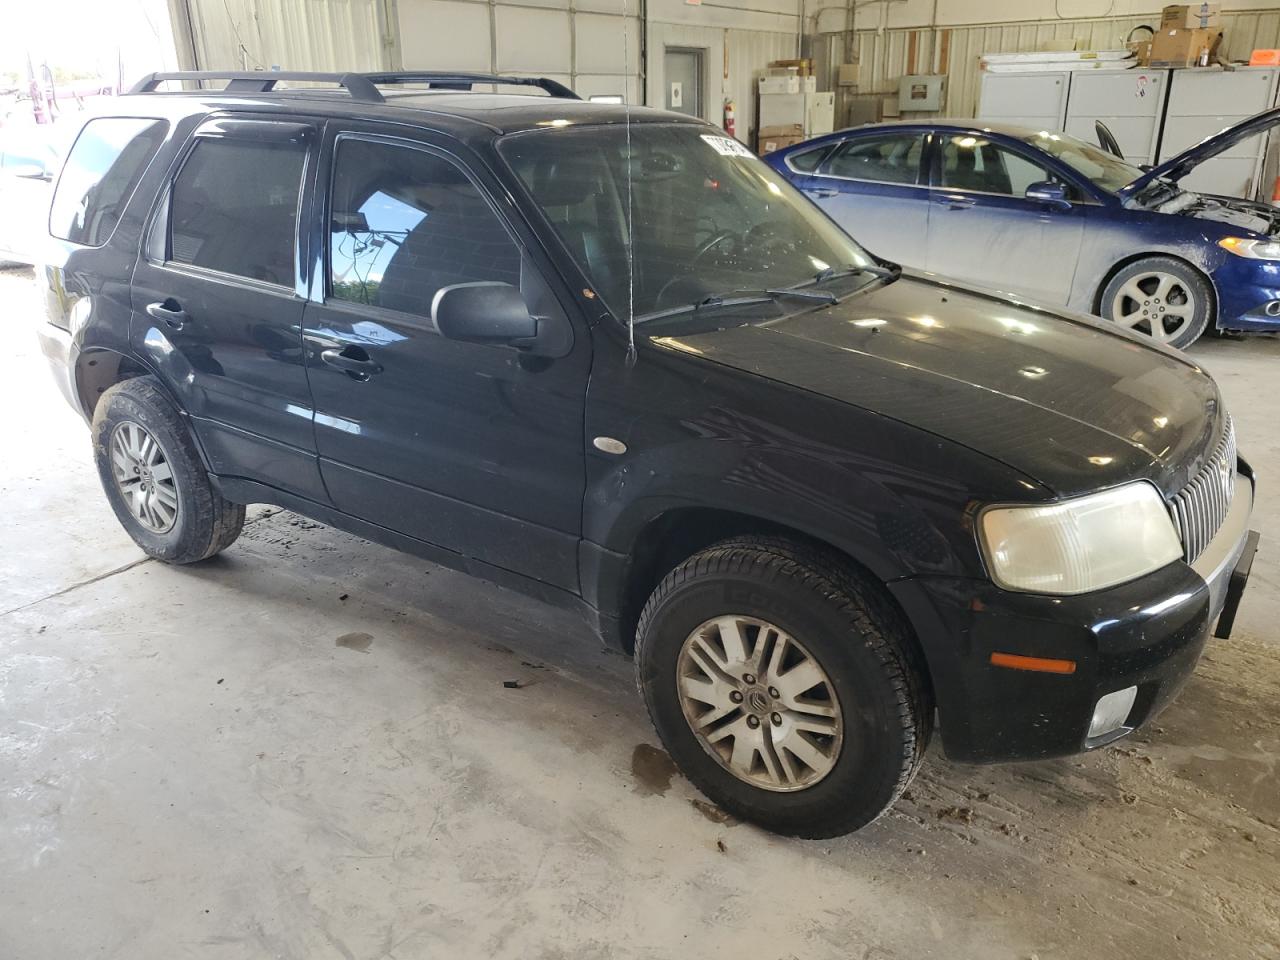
[131,116,326,501]
[797,130,930,267]
[300,124,590,590]
[925,131,1087,304]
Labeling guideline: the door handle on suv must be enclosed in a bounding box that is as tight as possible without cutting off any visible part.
[321,346,384,380]
[146,299,187,330]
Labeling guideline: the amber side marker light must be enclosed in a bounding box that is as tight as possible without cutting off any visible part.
[989,652,1077,675]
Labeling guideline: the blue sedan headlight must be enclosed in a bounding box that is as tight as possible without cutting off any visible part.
[1219,237,1280,260]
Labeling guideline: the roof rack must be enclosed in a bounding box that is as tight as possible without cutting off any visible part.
[128,71,580,103]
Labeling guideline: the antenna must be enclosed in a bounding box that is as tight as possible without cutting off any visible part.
[622,0,637,368]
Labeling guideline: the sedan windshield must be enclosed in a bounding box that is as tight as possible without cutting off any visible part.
[1017,130,1143,194]
[500,123,877,322]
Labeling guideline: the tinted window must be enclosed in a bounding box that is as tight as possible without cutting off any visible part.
[824,134,923,184]
[169,136,305,286]
[939,135,1058,197]
[1018,130,1140,194]
[49,117,167,246]
[329,138,521,317]
[786,144,829,173]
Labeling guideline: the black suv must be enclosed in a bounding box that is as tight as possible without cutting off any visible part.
[37,71,1259,837]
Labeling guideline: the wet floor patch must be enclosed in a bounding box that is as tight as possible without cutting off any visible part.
[630,743,678,796]
[335,632,373,653]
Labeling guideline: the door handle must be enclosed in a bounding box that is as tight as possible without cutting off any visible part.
[321,346,384,380]
[805,187,838,199]
[146,299,187,330]
[934,195,975,210]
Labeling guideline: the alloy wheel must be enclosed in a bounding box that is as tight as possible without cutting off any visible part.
[1109,271,1198,343]
[676,615,844,792]
[109,420,179,533]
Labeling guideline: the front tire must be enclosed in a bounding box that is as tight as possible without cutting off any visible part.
[91,377,245,564]
[635,537,931,838]
[1100,256,1212,349]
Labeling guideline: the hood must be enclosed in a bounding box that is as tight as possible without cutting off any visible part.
[1118,106,1280,200]
[654,275,1223,498]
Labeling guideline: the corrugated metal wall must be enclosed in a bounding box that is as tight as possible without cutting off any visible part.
[395,0,642,103]
[181,0,390,72]
[817,6,1280,120]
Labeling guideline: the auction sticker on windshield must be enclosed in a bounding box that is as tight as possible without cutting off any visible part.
[701,134,754,158]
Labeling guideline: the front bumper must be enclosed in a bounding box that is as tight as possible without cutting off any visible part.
[891,473,1257,763]
[1213,256,1280,332]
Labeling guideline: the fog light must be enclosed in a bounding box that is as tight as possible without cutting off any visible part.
[1265,301,1280,318]
[1088,686,1137,739]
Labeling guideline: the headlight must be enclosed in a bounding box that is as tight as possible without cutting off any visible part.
[979,482,1183,595]
[1219,237,1280,260]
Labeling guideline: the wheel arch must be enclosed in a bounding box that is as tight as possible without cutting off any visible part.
[74,348,150,420]
[609,506,930,693]
[1092,251,1219,327]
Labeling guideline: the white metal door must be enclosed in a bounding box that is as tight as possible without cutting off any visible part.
[1065,71,1168,166]
[977,72,1070,130]
[1159,67,1280,199]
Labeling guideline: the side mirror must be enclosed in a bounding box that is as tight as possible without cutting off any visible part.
[432,282,539,349]
[1025,180,1070,206]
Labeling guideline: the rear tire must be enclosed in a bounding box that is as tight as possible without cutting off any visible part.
[1100,256,1212,349]
[91,377,244,564]
[635,536,931,838]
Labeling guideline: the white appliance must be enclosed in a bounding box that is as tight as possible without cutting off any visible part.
[1158,66,1280,199]
[978,65,1280,200]
[1064,70,1166,167]
[977,72,1070,130]
[759,92,835,137]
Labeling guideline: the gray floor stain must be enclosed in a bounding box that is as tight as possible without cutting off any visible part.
[335,632,373,653]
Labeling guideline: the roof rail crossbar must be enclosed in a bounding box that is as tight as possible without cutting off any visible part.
[128,71,579,102]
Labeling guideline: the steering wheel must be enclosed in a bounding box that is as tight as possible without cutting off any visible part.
[693,229,739,264]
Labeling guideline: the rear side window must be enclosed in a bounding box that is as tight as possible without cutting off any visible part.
[824,134,924,185]
[49,117,167,246]
[785,144,830,174]
[168,136,306,286]
[328,138,521,318]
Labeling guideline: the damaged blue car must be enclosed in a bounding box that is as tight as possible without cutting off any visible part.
[766,109,1280,349]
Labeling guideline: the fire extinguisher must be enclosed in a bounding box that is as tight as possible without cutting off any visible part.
[723,98,737,141]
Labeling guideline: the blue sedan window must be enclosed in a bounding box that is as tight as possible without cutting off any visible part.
[939,136,1056,198]
[824,134,924,185]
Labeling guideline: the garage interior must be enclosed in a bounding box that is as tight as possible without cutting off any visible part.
[4,1,1280,958]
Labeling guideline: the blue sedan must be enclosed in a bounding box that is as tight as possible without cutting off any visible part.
[765,111,1280,349]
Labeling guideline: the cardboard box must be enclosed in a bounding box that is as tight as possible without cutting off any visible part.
[758,75,816,95]
[758,135,804,155]
[1128,39,1153,66]
[758,124,804,140]
[769,58,813,77]
[1160,4,1221,30]
[1150,26,1222,67]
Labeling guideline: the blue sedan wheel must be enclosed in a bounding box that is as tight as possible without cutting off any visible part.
[1101,256,1212,349]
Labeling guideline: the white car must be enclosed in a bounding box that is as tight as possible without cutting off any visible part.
[0,126,60,265]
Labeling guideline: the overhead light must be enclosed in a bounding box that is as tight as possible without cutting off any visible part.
[955,136,978,148]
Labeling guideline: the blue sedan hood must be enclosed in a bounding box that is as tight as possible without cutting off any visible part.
[1119,106,1280,199]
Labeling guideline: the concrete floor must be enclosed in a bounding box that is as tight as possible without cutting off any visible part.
[2,264,1278,960]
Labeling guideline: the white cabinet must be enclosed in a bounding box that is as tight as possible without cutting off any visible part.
[977,72,1070,130]
[1064,71,1166,166]
[1158,67,1280,198]
[759,92,835,136]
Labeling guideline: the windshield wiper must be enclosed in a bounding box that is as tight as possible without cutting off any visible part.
[812,262,899,285]
[764,287,838,304]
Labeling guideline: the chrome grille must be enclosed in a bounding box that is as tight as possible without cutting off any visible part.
[1168,416,1237,563]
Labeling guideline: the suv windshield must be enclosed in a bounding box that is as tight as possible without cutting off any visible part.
[500,123,876,322]
[1017,130,1143,194]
